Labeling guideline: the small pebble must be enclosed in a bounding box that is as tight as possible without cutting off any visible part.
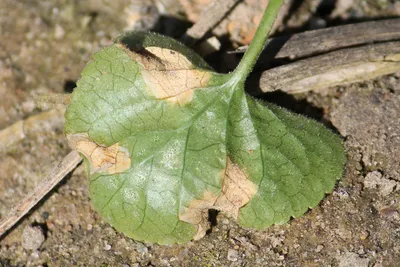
[21,100,35,113]
[227,249,238,261]
[379,206,399,217]
[21,225,45,250]
[316,245,324,252]
[54,24,65,39]
[136,242,148,254]
[359,230,369,240]
[103,240,112,251]
[31,251,40,259]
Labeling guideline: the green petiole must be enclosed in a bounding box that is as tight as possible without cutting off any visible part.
[230,0,283,84]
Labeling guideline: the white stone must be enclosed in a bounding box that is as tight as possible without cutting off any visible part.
[21,225,45,250]
[227,249,239,261]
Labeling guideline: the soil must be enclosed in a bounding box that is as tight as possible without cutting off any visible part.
[0,0,399,266]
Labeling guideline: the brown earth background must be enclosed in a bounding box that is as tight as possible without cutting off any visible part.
[0,0,400,266]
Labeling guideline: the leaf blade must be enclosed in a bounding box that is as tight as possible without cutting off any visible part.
[236,97,346,228]
[65,32,345,244]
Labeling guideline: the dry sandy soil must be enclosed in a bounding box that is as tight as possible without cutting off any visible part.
[0,0,399,266]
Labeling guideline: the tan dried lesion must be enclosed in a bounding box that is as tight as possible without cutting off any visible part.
[67,133,131,174]
[179,158,258,240]
[118,44,211,105]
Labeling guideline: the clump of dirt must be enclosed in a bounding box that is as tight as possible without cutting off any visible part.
[1,0,400,266]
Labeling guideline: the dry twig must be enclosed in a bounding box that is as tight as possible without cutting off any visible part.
[234,18,400,59]
[245,18,400,94]
[256,41,400,94]
[181,0,241,45]
[0,151,82,237]
[0,109,64,154]
[262,18,400,60]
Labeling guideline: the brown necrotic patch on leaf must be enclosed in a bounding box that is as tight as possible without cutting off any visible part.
[67,133,131,174]
[179,158,258,240]
[118,44,211,105]
[179,191,218,240]
[214,158,258,219]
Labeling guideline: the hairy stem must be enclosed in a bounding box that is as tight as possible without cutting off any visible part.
[231,0,283,83]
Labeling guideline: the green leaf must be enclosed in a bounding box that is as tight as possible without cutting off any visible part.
[64,31,345,244]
